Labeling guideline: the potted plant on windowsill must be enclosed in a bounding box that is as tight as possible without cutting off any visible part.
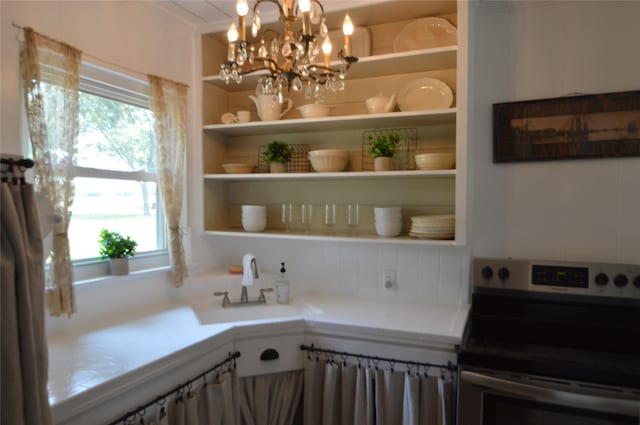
[367,132,400,171]
[98,228,137,276]
[263,140,292,173]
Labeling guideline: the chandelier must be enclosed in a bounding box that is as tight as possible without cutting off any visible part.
[220,0,358,102]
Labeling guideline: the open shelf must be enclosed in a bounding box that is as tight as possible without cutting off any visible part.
[199,1,467,246]
[203,229,456,246]
[203,46,457,92]
[204,169,456,181]
[204,109,456,136]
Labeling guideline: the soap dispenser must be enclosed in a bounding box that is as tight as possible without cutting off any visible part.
[276,262,290,304]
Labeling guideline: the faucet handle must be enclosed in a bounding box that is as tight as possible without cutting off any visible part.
[258,287,274,303]
[213,291,230,307]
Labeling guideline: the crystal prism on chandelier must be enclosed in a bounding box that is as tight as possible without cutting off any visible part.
[220,0,358,102]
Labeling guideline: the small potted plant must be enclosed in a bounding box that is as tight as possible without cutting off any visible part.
[98,228,137,276]
[263,140,292,173]
[367,132,400,171]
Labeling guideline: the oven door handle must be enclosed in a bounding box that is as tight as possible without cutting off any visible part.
[461,370,640,416]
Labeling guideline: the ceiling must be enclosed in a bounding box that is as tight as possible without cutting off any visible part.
[154,1,235,28]
[153,0,374,32]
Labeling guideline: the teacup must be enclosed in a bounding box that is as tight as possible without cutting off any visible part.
[221,112,237,124]
[236,110,251,123]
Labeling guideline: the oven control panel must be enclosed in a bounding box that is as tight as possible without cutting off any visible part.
[473,257,640,299]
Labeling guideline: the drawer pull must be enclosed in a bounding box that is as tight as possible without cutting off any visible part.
[260,348,280,361]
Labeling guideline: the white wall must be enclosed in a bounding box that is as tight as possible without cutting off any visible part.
[0,0,200,330]
[471,1,640,265]
[4,0,639,332]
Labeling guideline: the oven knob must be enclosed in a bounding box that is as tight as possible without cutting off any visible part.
[498,267,510,281]
[481,266,494,280]
[595,273,609,286]
[614,274,628,287]
[634,276,640,289]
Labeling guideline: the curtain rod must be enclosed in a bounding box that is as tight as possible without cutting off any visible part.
[106,351,241,425]
[300,344,457,372]
[11,22,189,88]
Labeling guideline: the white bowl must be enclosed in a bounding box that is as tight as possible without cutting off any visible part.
[375,221,402,237]
[297,103,334,118]
[415,153,456,170]
[365,96,396,114]
[242,213,266,220]
[308,150,349,172]
[241,205,266,213]
[222,163,256,174]
[242,218,266,232]
[308,149,349,157]
[374,207,402,220]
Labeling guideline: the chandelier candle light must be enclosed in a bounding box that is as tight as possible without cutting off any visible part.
[221,0,358,102]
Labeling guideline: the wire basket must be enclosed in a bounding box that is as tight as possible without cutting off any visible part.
[361,128,418,171]
[257,144,311,173]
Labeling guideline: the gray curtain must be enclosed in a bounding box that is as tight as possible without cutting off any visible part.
[304,356,454,425]
[146,369,238,425]
[239,370,304,425]
[1,182,52,425]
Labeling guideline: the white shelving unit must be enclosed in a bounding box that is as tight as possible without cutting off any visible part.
[199,0,468,245]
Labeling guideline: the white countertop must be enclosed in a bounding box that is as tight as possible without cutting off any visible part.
[47,293,468,422]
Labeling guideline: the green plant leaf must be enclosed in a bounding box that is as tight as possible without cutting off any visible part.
[98,228,137,259]
[366,132,400,158]
[263,140,292,163]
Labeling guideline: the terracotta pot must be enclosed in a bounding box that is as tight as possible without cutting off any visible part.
[270,162,287,173]
[374,156,393,172]
[110,258,129,276]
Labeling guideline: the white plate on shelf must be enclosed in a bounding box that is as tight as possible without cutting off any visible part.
[397,77,453,112]
[393,17,457,53]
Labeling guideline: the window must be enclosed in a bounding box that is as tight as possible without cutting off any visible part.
[69,63,167,274]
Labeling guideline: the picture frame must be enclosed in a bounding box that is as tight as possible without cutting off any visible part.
[493,90,640,163]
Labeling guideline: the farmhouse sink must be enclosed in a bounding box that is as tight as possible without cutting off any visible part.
[190,297,322,325]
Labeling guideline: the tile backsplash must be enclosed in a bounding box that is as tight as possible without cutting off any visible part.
[212,236,471,307]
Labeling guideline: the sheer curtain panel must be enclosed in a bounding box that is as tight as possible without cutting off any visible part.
[148,75,188,287]
[1,183,52,425]
[20,27,81,317]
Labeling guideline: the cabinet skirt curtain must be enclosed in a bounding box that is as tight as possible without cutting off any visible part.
[1,183,52,425]
[303,357,454,425]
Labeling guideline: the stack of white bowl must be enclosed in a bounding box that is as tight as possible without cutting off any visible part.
[409,214,455,239]
[241,205,267,232]
[374,207,403,237]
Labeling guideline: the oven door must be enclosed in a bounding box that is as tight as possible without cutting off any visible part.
[458,369,640,425]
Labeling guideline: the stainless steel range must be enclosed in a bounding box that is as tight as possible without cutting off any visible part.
[457,257,640,424]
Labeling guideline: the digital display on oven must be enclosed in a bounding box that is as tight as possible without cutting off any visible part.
[531,265,589,288]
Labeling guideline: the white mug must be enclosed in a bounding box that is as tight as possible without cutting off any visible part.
[236,110,251,123]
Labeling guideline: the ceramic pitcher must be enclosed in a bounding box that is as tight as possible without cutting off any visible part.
[249,94,293,121]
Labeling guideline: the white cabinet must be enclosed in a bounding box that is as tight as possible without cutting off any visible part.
[199,1,468,245]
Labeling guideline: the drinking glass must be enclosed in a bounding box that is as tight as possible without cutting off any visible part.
[281,203,293,232]
[347,204,360,235]
[324,203,336,234]
[301,204,313,234]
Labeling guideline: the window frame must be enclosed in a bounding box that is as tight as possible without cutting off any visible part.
[69,62,169,281]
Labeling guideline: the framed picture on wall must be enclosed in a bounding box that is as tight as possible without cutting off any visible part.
[493,90,640,163]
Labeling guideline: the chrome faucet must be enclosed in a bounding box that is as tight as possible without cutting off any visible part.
[214,256,272,307]
[240,257,259,304]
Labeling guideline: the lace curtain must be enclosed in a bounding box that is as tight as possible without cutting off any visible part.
[148,75,188,287]
[20,27,81,317]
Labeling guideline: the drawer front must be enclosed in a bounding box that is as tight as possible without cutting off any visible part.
[235,333,304,377]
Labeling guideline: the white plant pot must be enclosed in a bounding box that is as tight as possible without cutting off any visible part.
[110,258,129,276]
[270,162,287,173]
[374,156,393,172]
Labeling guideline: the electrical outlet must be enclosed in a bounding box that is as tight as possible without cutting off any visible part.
[383,269,396,290]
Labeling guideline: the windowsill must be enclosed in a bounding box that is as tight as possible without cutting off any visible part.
[74,265,171,286]
[71,250,170,282]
